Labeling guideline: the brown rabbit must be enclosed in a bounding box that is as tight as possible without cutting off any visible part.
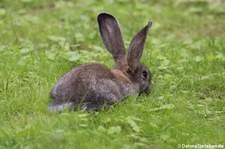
[49,12,152,112]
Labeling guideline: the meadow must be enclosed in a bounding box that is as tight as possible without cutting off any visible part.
[0,0,224,148]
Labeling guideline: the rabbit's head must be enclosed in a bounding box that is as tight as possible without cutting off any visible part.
[97,13,152,95]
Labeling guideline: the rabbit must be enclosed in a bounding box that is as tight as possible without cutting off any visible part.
[49,12,153,112]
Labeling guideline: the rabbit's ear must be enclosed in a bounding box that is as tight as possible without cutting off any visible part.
[97,13,126,63]
[127,21,152,70]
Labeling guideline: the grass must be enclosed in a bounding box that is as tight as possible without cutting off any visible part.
[0,0,225,148]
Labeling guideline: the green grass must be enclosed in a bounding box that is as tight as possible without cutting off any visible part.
[0,0,225,148]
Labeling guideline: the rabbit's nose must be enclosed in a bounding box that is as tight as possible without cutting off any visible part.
[143,86,151,95]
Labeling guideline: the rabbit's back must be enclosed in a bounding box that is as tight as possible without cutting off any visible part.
[50,63,137,111]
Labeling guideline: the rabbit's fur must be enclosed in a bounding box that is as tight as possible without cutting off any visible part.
[49,13,152,112]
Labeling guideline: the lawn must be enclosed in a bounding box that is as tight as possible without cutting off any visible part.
[0,0,224,148]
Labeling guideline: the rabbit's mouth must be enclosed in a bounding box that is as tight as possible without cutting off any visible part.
[144,86,151,95]
[139,85,150,96]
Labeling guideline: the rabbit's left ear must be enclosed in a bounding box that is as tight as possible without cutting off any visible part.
[127,21,152,70]
[97,13,126,64]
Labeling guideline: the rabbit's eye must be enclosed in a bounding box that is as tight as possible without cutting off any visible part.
[142,70,148,78]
